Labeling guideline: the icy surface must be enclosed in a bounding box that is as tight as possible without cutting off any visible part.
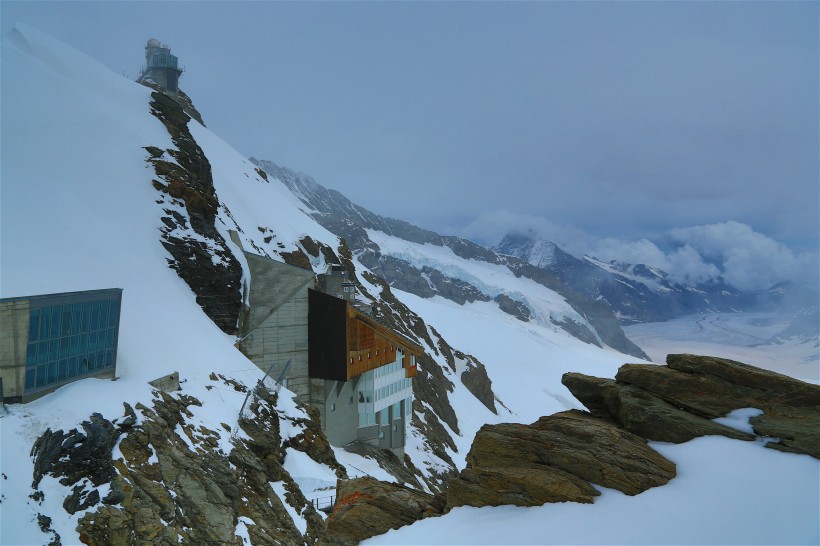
[366,437,820,545]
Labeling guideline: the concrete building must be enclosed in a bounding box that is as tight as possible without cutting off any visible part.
[138,38,183,96]
[234,239,421,454]
[0,289,123,403]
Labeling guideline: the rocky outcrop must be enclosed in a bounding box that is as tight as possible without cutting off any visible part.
[494,294,531,322]
[446,410,676,509]
[561,373,755,443]
[30,378,345,545]
[563,354,820,458]
[320,477,445,546]
[146,91,243,335]
[460,357,498,414]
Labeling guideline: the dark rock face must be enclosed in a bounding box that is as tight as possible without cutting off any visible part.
[565,354,820,458]
[562,373,755,443]
[31,413,122,515]
[31,380,344,545]
[320,477,445,546]
[146,91,243,335]
[460,358,498,414]
[446,410,676,509]
[494,294,531,322]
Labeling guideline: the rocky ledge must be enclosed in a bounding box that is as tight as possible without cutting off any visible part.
[329,354,818,543]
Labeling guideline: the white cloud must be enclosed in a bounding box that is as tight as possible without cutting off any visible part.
[668,221,819,291]
[460,215,817,291]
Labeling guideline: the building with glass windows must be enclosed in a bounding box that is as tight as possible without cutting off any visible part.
[0,289,122,403]
[138,38,183,96]
[232,233,421,454]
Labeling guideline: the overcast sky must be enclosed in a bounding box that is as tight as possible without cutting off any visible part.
[2,2,818,288]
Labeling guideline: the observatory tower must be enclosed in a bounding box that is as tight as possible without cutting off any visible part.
[140,38,183,95]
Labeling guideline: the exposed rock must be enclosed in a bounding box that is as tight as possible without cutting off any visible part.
[494,293,531,322]
[146,91,243,335]
[31,412,121,495]
[460,358,498,414]
[71,382,341,545]
[562,372,755,443]
[615,354,820,458]
[343,441,426,491]
[446,410,676,509]
[320,477,445,546]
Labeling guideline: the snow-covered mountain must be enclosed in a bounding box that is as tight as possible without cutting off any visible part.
[250,159,647,360]
[1,25,817,546]
[496,231,754,324]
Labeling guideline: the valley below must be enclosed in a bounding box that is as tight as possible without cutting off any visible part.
[625,312,819,383]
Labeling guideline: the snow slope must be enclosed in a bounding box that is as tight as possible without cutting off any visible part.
[2,24,817,546]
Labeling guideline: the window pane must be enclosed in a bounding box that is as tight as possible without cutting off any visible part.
[25,369,36,390]
[70,335,79,356]
[26,343,37,366]
[82,303,91,331]
[49,305,61,338]
[49,339,59,361]
[79,357,88,375]
[61,309,71,336]
[108,300,119,327]
[58,360,68,381]
[72,304,82,333]
[29,309,40,342]
[99,301,109,329]
[69,357,78,377]
[89,331,97,352]
[79,333,88,353]
[59,337,69,358]
[39,307,51,339]
[36,365,47,387]
[90,301,100,331]
[37,342,48,364]
[105,350,113,367]
[48,362,58,384]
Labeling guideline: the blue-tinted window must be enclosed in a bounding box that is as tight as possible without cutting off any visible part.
[90,301,100,330]
[49,339,59,361]
[58,360,68,381]
[109,300,119,327]
[79,333,88,353]
[37,341,48,364]
[47,362,58,384]
[72,304,82,333]
[61,309,71,336]
[70,335,79,356]
[36,365,47,387]
[59,337,69,359]
[25,369,36,390]
[79,358,88,375]
[82,303,91,331]
[89,331,97,352]
[29,309,40,342]
[39,307,51,339]
[50,306,62,338]
[69,357,78,377]
[99,301,109,329]
[26,343,37,367]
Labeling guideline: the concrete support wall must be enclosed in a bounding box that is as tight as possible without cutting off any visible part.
[0,299,29,401]
[323,377,361,446]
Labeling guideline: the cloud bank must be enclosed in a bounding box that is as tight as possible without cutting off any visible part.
[461,213,818,291]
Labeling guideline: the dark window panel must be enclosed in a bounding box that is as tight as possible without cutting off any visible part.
[50,305,62,338]
[39,307,51,339]
[49,339,59,362]
[25,369,36,390]
[90,301,100,330]
[48,362,58,383]
[58,360,68,381]
[82,303,91,331]
[29,309,40,342]
[59,337,69,359]
[36,341,48,364]
[99,301,109,329]
[69,357,78,377]
[26,343,37,367]
[61,309,71,336]
[108,300,119,327]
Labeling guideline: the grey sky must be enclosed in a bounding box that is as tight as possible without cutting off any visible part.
[2,1,818,262]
